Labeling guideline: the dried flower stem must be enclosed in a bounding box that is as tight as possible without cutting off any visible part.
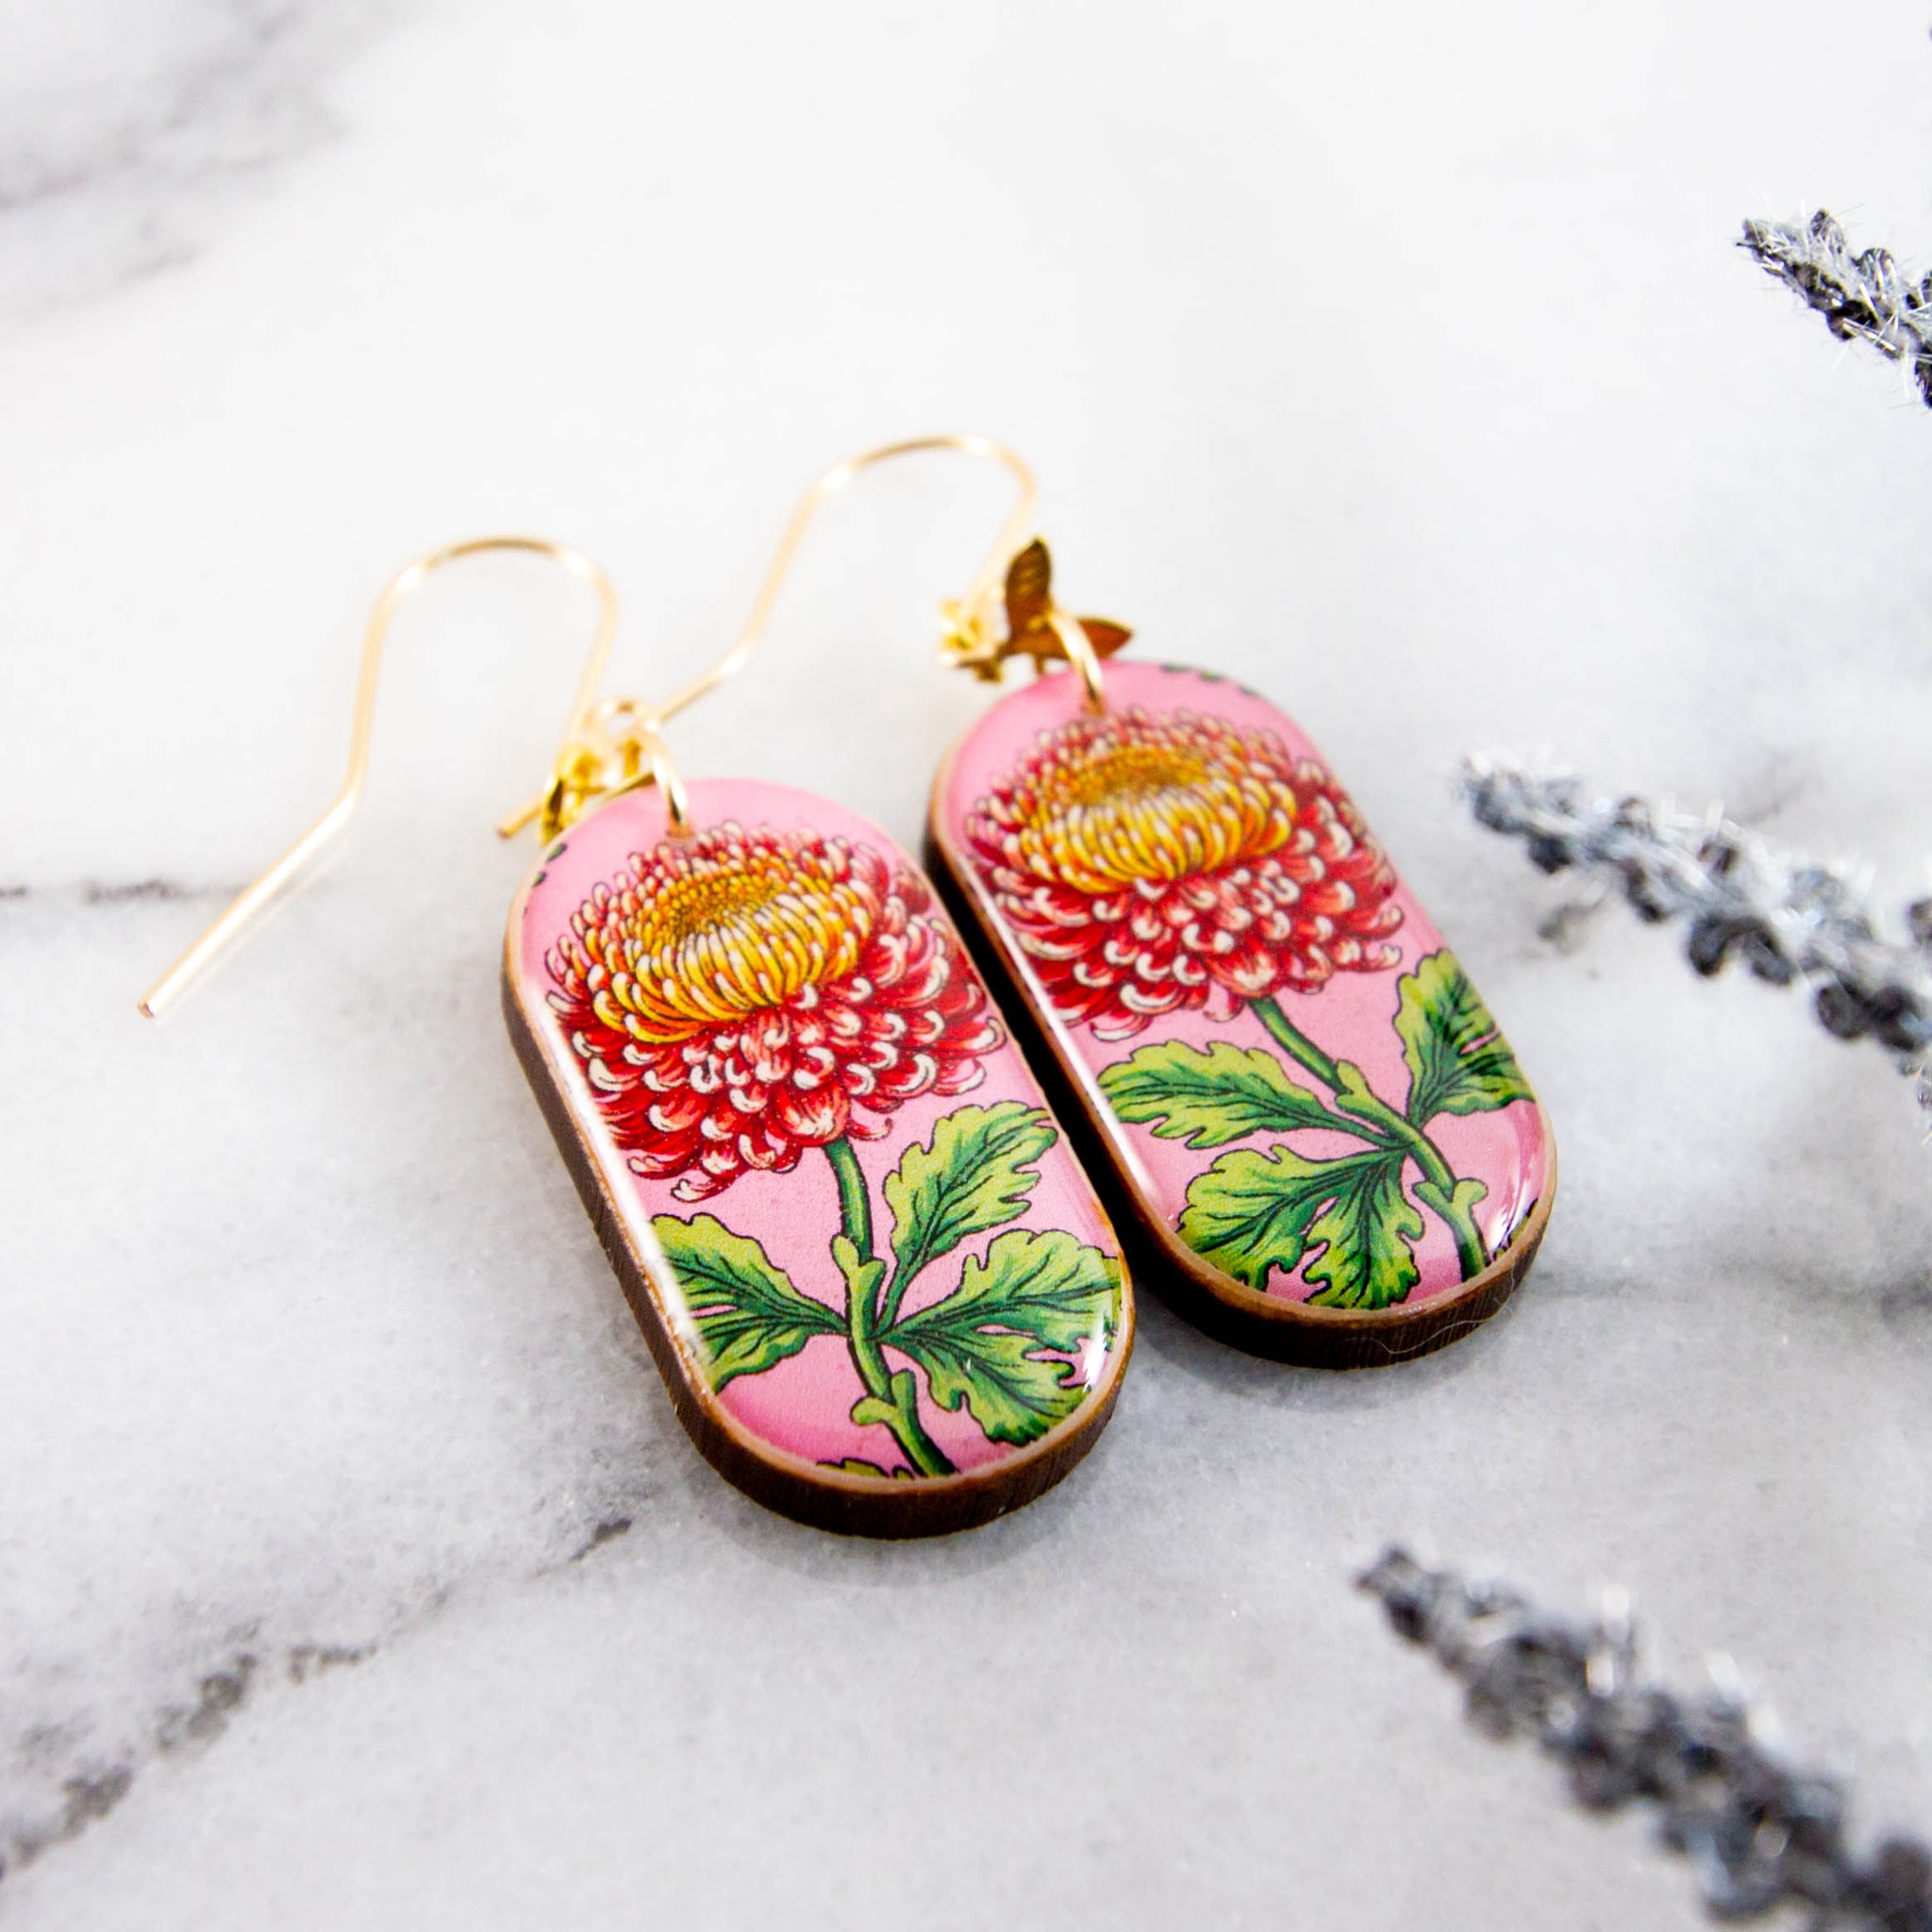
[1360,1549,1932,1927]
[1740,210,1932,405]
[1459,754,1932,1119]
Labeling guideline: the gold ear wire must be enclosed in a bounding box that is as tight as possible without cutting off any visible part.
[727,433,1108,708]
[666,431,1105,711]
[491,441,1066,850]
[487,434,1108,841]
[137,536,621,1021]
[655,432,1046,721]
[143,445,1104,1018]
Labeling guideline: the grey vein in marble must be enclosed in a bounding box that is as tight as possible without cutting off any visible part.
[0,0,395,322]
[0,1513,636,1884]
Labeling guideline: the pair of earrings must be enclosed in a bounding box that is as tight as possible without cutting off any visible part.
[142,435,1554,1537]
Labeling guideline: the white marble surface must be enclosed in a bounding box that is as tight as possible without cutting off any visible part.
[5,2,1932,1924]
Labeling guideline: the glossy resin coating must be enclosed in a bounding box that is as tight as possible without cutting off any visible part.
[931,661,1553,1367]
[503,779,1132,1534]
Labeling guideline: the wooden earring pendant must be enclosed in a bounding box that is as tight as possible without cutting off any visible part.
[141,536,1131,1539]
[503,773,1131,1536]
[911,447,1556,1367]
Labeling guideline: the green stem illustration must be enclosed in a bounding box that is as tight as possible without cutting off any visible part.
[821,1137,955,1478]
[1250,994,1490,1280]
[1250,993,1349,1093]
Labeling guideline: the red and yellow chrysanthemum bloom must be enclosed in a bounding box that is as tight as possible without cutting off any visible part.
[549,824,1001,1198]
[966,707,1404,1039]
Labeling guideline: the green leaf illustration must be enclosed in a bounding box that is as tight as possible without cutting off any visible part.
[1178,1144,1369,1288]
[1301,1153,1426,1309]
[651,1213,842,1389]
[1396,951,1535,1124]
[824,1457,914,1480]
[1414,1175,1490,1231]
[890,1229,1120,1447]
[1098,1039,1339,1147]
[1178,1143,1423,1307]
[882,1102,1058,1291]
[1330,1058,1391,1130]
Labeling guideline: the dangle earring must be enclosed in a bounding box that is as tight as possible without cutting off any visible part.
[141,535,1131,1538]
[829,435,1554,1367]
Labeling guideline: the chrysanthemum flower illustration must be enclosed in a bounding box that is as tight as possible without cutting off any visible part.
[549,824,1000,1199]
[966,707,1404,1040]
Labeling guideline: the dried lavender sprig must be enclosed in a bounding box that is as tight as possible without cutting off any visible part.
[1740,210,1932,407]
[1360,1549,1932,1928]
[1460,754,1932,1108]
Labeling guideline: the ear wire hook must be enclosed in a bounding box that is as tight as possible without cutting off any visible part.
[664,431,1110,720]
[137,536,621,1021]
[653,432,1065,726]
[488,435,1106,842]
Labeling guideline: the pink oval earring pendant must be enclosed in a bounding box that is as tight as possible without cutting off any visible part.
[928,540,1554,1367]
[503,775,1131,1533]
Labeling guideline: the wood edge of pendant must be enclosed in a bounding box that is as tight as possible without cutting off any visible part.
[925,749,1557,1371]
[496,848,1136,1538]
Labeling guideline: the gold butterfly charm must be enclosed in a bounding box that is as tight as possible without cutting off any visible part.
[941,538,1133,682]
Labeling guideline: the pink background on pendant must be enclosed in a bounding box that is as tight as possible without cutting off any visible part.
[939,659,1550,1307]
[512,778,1123,1475]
